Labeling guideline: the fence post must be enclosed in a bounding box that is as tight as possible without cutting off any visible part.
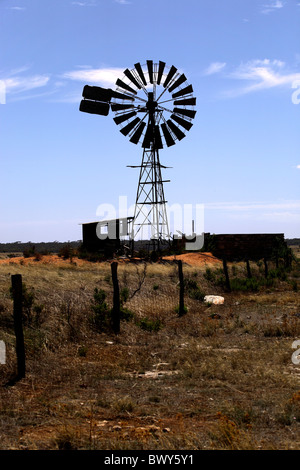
[222,259,231,292]
[111,262,120,334]
[246,260,252,278]
[11,274,25,379]
[264,258,268,278]
[177,260,186,316]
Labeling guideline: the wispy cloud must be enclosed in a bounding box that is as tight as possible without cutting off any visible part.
[71,1,97,6]
[261,1,285,14]
[62,67,124,87]
[115,0,131,4]
[224,59,300,97]
[203,62,226,76]
[297,165,300,170]
[7,6,26,11]
[3,75,50,94]
[0,68,50,101]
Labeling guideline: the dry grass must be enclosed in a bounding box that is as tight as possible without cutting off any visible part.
[0,253,299,450]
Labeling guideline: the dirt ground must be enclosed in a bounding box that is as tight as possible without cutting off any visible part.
[0,250,299,450]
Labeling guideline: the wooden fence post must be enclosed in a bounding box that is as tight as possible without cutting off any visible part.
[111,262,120,334]
[11,274,25,379]
[246,260,252,278]
[222,259,231,292]
[264,258,268,278]
[177,260,186,316]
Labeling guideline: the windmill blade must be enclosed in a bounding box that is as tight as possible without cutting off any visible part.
[172,84,193,98]
[111,89,135,101]
[157,61,166,85]
[123,68,142,90]
[134,62,147,86]
[166,119,186,141]
[111,103,135,112]
[174,97,196,106]
[129,121,146,144]
[147,60,154,84]
[142,124,154,148]
[154,125,163,149]
[82,85,112,102]
[173,107,197,119]
[171,114,193,131]
[163,65,177,88]
[79,100,110,116]
[113,111,137,125]
[168,74,187,93]
[120,117,140,136]
[116,78,137,95]
[161,123,176,147]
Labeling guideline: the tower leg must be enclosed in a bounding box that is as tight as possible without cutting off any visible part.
[131,147,170,250]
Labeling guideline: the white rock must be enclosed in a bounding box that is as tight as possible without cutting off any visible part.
[204,295,224,305]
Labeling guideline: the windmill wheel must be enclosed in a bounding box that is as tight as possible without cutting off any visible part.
[111,60,196,148]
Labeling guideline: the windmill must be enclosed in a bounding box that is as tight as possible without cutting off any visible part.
[79,60,196,252]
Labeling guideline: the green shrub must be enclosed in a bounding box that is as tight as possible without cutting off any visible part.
[175,305,188,315]
[184,278,205,301]
[120,287,129,304]
[137,317,162,332]
[230,277,259,292]
[90,288,110,331]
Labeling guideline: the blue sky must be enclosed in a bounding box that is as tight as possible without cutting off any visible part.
[0,0,299,243]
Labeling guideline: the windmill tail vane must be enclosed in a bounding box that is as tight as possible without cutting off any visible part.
[79,60,196,250]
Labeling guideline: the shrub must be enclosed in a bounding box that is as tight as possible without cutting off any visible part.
[230,277,259,292]
[23,245,36,258]
[184,278,205,301]
[10,282,44,326]
[120,287,129,304]
[175,305,188,315]
[58,244,74,260]
[203,268,216,282]
[137,317,162,332]
[90,288,110,331]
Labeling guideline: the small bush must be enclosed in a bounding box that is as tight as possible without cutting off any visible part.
[137,317,162,332]
[120,287,129,304]
[23,246,36,258]
[184,278,205,301]
[230,277,259,292]
[175,305,188,315]
[120,307,134,322]
[90,288,110,331]
[58,244,74,260]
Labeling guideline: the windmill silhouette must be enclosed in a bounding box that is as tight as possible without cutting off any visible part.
[80,60,196,251]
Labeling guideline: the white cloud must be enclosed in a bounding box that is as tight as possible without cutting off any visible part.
[296,165,300,169]
[62,67,124,87]
[203,62,226,76]
[261,1,284,14]
[71,1,97,6]
[3,75,50,94]
[7,6,26,10]
[224,59,300,97]
[115,0,131,4]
